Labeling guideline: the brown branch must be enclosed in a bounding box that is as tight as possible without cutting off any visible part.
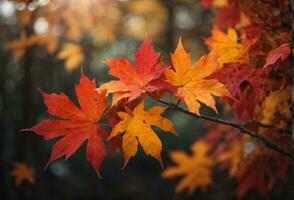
[156,99,293,159]
[245,121,292,134]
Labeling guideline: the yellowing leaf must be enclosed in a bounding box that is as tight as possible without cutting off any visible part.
[236,12,251,29]
[58,43,85,71]
[109,101,175,167]
[205,28,248,66]
[10,162,35,186]
[162,141,214,194]
[165,40,231,114]
[261,87,291,126]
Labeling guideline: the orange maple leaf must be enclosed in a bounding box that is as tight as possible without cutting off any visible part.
[97,38,170,105]
[205,28,249,66]
[11,162,36,186]
[162,141,214,194]
[108,101,175,167]
[23,71,108,177]
[164,39,231,114]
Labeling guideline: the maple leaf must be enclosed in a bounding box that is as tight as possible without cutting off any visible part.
[108,101,175,167]
[23,71,108,177]
[214,0,240,29]
[263,43,291,68]
[236,146,291,199]
[97,38,170,105]
[57,43,85,72]
[164,40,231,114]
[260,87,291,126]
[210,64,266,120]
[205,28,249,66]
[11,162,36,186]
[162,141,214,194]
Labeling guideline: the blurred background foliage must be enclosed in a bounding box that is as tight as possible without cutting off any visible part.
[0,0,288,199]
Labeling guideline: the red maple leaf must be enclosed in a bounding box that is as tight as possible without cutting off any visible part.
[263,43,291,68]
[23,71,108,177]
[98,38,170,105]
[236,148,291,199]
[215,0,241,29]
[201,0,213,9]
[210,64,266,120]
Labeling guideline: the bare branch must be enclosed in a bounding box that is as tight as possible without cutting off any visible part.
[245,121,292,134]
[157,99,293,159]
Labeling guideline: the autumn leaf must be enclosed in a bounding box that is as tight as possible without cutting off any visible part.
[260,87,291,126]
[236,146,291,199]
[58,43,85,72]
[214,1,240,29]
[11,162,36,186]
[97,38,170,106]
[108,101,175,167]
[162,141,214,194]
[23,71,108,177]
[263,43,291,68]
[164,40,231,114]
[210,64,266,120]
[205,28,249,66]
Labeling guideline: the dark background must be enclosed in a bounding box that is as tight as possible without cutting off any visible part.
[0,0,293,199]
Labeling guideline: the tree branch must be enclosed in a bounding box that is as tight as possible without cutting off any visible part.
[245,121,292,134]
[157,99,293,159]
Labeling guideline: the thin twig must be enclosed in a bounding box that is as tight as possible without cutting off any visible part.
[98,123,112,127]
[246,121,292,134]
[157,99,293,159]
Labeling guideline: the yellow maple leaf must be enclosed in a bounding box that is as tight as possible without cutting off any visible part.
[109,101,175,167]
[164,39,231,114]
[261,87,291,126]
[162,141,214,194]
[10,162,36,186]
[57,43,85,72]
[205,28,249,66]
[236,12,251,29]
